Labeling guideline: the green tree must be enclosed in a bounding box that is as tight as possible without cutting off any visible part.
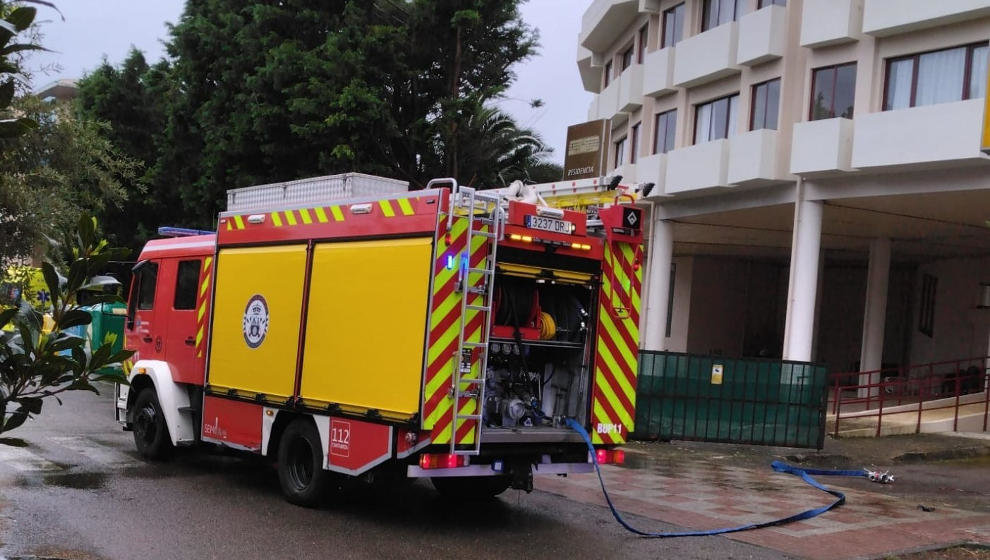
[75,49,172,252]
[0,215,131,435]
[79,0,553,230]
[0,1,47,140]
[0,96,139,264]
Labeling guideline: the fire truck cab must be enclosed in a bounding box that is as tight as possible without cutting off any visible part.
[117,173,643,505]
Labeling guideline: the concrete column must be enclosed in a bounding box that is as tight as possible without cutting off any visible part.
[858,237,891,398]
[782,196,823,362]
[644,219,674,351]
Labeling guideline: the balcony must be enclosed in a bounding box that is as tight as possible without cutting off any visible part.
[588,67,643,121]
[614,162,638,183]
[617,65,644,113]
[635,153,667,193]
[642,47,675,97]
[580,0,642,52]
[851,100,989,170]
[727,129,782,185]
[800,0,862,47]
[673,22,739,88]
[862,0,990,37]
[737,5,787,66]
[664,140,730,195]
[790,118,854,175]
[577,44,602,94]
[589,79,620,121]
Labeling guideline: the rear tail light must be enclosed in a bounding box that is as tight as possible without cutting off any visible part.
[593,448,626,465]
[419,453,469,470]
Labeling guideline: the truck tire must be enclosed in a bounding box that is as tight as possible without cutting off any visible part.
[431,475,511,500]
[132,388,173,460]
[277,419,330,507]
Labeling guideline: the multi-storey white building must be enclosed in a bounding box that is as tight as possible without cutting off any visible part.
[578,0,990,376]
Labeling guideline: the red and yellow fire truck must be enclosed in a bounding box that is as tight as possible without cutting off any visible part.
[116,173,643,505]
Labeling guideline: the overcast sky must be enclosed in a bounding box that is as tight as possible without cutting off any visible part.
[26,0,591,165]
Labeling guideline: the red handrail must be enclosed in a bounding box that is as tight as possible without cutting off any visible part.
[829,356,989,437]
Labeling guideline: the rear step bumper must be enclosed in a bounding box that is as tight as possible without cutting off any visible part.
[480,426,586,444]
[407,460,593,478]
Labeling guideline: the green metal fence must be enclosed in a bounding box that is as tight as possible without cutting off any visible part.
[632,351,828,449]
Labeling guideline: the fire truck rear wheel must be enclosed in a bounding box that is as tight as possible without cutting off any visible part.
[431,475,511,500]
[277,419,330,507]
[132,388,173,460]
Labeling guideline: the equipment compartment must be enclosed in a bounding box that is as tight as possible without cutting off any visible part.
[482,269,597,436]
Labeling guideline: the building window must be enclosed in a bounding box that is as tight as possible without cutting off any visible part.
[884,43,989,110]
[919,273,937,338]
[629,123,641,164]
[620,45,634,71]
[694,94,739,144]
[810,63,856,120]
[614,136,626,169]
[665,263,676,338]
[702,0,743,32]
[603,60,612,88]
[751,78,781,130]
[758,0,785,7]
[653,109,677,154]
[662,3,685,48]
[637,24,648,63]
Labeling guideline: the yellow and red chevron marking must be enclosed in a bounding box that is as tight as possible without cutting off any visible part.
[423,216,490,446]
[224,199,418,231]
[590,241,642,444]
[194,256,214,358]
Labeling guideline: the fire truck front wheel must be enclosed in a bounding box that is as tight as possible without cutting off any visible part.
[132,388,174,460]
[277,419,331,507]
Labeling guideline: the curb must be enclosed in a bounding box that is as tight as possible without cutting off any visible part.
[892,445,990,463]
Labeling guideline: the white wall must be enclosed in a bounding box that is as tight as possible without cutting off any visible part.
[910,256,990,367]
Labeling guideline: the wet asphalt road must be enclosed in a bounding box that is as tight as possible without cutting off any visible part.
[0,387,789,560]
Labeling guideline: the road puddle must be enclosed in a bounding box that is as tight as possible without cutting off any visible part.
[40,472,106,490]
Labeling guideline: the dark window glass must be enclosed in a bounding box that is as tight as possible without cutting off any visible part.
[758,0,785,7]
[702,0,742,32]
[630,123,640,164]
[137,262,158,311]
[662,3,685,48]
[751,79,781,130]
[810,63,856,120]
[637,24,648,63]
[884,43,988,110]
[621,46,634,71]
[173,260,201,310]
[603,61,612,88]
[919,274,936,337]
[654,109,677,154]
[694,94,739,143]
[614,136,626,168]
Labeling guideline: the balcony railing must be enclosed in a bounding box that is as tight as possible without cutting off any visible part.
[851,100,989,170]
[737,5,787,66]
[673,22,740,88]
[862,0,990,37]
[790,118,854,175]
[800,0,862,48]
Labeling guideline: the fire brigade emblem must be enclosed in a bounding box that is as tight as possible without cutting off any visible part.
[242,295,270,349]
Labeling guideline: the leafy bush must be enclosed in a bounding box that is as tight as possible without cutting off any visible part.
[0,215,131,434]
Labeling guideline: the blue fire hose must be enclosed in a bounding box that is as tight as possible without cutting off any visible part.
[565,418,891,538]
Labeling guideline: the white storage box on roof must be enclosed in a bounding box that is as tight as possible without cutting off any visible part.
[226,172,409,212]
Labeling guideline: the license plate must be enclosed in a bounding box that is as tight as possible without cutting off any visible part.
[525,215,572,234]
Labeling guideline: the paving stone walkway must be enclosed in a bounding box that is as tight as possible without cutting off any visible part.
[536,456,990,559]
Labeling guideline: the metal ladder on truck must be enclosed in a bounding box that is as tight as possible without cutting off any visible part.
[428,178,505,456]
